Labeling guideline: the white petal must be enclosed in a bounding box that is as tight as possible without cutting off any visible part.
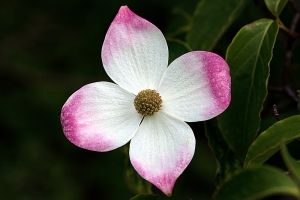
[129,112,195,196]
[158,51,231,122]
[61,82,143,152]
[101,6,168,94]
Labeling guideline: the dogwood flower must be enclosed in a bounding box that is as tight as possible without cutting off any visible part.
[61,6,230,196]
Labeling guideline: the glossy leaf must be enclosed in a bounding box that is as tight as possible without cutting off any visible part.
[186,0,249,51]
[281,142,300,183]
[130,194,160,200]
[265,0,288,17]
[204,118,242,188]
[244,115,300,168]
[218,19,279,161]
[213,166,300,200]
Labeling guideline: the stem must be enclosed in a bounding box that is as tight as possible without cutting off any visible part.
[273,104,300,142]
[277,0,300,38]
[288,0,298,13]
[282,1,300,103]
[278,18,300,39]
[273,104,281,121]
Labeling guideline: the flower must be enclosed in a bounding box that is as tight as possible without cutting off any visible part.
[61,5,231,196]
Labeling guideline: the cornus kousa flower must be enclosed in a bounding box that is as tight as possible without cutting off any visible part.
[61,5,231,196]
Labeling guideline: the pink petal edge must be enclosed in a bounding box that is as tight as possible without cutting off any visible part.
[171,51,231,119]
[101,5,168,94]
[131,150,193,196]
[61,87,115,151]
[61,82,142,152]
[129,113,195,196]
[102,6,151,67]
[201,51,231,118]
[157,51,231,122]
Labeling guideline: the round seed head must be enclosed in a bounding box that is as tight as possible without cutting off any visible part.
[134,89,163,116]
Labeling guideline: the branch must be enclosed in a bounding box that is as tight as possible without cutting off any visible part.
[282,1,300,103]
[273,104,281,121]
[288,0,299,13]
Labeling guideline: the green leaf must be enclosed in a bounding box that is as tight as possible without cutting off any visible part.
[213,166,300,200]
[281,142,300,183]
[130,194,160,200]
[218,19,279,162]
[166,38,191,64]
[186,0,249,51]
[265,0,288,17]
[204,118,242,188]
[244,115,300,168]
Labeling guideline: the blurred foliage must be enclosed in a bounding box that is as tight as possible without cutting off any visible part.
[1,0,300,199]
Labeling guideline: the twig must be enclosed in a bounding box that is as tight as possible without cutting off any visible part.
[288,0,299,13]
[273,104,300,141]
[273,104,281,121]
[284,85,299,102]
[282,2,300,103]
[268,86,284,92]
[290,13,300,34]
[278,19,300,38]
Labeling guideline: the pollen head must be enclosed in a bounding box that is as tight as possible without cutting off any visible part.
[134,89,163,116]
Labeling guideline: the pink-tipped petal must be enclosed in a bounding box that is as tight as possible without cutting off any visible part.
[158,51,231,122]
[61,82,143,152]
[102,6,168,94]
[129,112,195,196]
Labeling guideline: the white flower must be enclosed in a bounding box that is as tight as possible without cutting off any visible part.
[61,6,231,196]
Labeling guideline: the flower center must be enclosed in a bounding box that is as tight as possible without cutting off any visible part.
[134,89,163,116]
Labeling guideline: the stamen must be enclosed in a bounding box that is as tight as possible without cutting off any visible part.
[134,89,163,116]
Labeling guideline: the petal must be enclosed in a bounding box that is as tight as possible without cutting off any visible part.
[129,112,195,196]
[101,6,168,94]
[61,82,143,152]
[158,51,231,122]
